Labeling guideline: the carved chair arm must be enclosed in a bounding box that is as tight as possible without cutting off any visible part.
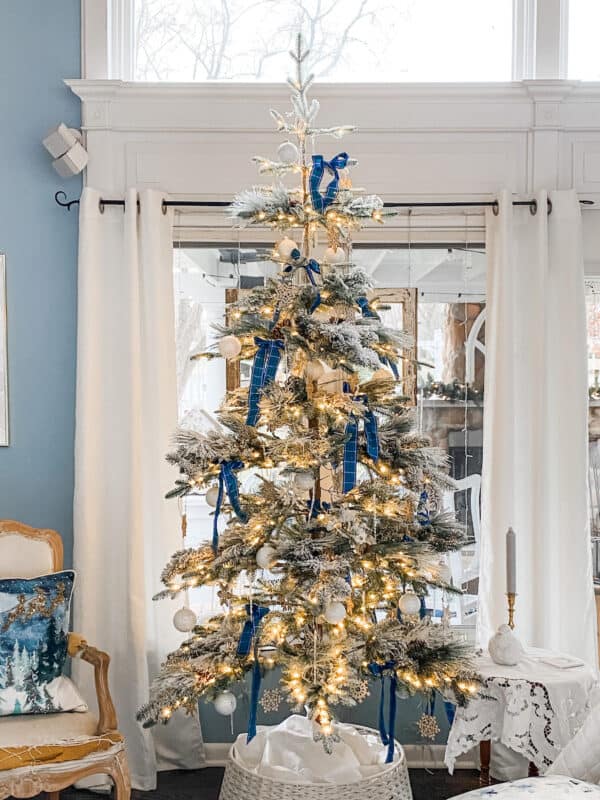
[68,633,118,735]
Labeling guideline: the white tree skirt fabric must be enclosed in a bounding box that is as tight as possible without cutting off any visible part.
[449,776,600,799]
[232,715,398,784]
[445,649,599,775]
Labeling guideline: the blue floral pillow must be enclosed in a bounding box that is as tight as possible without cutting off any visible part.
[0,571,86,716]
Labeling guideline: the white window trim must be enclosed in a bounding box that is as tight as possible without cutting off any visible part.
[82,0,572,83]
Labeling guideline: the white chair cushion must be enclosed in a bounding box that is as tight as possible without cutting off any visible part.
[0,533,55,578]
[0,709,98,748]
[547,698,600,783]
[449,776,600,798]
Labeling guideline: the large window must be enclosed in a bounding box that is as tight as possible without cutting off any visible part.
[134,0,513,82]
[173,243,485,629]
[568,0,600,80]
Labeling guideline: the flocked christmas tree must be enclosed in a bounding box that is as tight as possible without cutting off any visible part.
[138,36,478,758]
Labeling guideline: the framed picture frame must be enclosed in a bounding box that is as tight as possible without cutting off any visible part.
[369,287,418,405]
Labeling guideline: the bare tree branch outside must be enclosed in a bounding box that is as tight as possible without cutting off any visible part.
[134,0,512,82]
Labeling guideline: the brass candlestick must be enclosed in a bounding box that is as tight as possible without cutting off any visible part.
[507,592,516,630]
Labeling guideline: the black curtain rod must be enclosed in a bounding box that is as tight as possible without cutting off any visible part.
[54,191,595,215]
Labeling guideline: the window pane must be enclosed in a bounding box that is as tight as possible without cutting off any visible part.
[173,243,485,627]
[568,0,600,80]
[135,0,512,82]
[586,283,600,586]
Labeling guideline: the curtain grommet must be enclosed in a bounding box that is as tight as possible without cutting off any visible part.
[162,200,168,216]
[547,198,553,215]
[492,200,499,216]
[98,199,105,214]
[529,199,538,215]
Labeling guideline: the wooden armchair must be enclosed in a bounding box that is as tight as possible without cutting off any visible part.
[0,521,130,800]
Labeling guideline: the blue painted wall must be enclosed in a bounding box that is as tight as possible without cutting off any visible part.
[0,2,81,565]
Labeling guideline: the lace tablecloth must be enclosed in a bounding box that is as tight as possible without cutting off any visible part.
[445,648,599,774]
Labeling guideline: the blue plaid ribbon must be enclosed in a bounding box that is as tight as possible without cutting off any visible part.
[368,661,397,763]
[359,395,379,461]
[416,490,430,526]
[342,414,359,493]
[246,337,285,426]
[237,603,270,743]
[283,251,322,313]
[212,460,248,553]
[356,296,379,319]
[378,354,400,380]
[342,393,379,493]
[310,152,349,212]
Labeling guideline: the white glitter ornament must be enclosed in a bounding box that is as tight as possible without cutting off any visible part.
[213,691,237,716]
[277,237,298,259]
[417,713,440,740]
[323,601,347,624]
[278,141,299,164]
[294,471,315,491]
[305,360,325,381]
[259,688,282,713]
[256,544,276,569]
[173,606,197,632]
[398,592,421,616]
[206,486,220,507]
[324,246,345,265]
[218,335,242,359]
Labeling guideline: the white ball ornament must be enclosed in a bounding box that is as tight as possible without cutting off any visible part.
[256,544,276,569]
[398,592,421,616]
[218,335,242,359]
[278,141,299,164]
[324,246,345,265]
[173,606,197,632]
[206,486,220,507]
[277,237,298,259]
[324,602,347,624]
[294,471,315,491]
[305,360,325,381]
[213,691,237,716]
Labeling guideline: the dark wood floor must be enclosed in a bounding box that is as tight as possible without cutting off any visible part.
[58,767,484,800]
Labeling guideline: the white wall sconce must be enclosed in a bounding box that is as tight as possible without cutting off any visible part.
[42,123,88,178]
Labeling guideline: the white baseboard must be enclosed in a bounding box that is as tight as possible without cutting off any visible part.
[203,742,477,770]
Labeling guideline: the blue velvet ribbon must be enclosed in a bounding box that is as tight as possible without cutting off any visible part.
[356,296,379,319]
[378,354,400,380]
[310,153,349,212]
[368,661,397,763]
[246,337,285,426]
[306,499,331,519]
[444,699,456,725]
[212,460,248,553]
[237,603,270,743]
[283,250,322,313]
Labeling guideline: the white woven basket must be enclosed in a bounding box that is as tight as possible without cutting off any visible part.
[218,725,413,800]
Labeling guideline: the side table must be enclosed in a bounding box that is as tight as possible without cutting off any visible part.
[445,648,598,784]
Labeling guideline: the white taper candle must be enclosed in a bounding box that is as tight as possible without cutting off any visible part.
[506,527,516,594]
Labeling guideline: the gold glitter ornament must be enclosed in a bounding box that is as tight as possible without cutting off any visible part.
[417,713,440,740]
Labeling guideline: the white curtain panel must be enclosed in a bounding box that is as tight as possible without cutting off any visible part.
[479,189,598,666]
[73,188,204,790]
